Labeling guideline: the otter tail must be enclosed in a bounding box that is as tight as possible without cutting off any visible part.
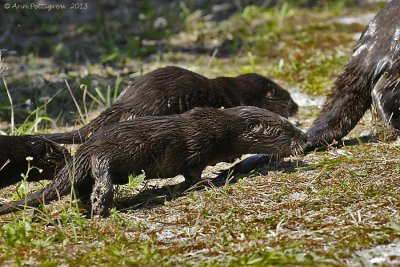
[38,107,125,144]
[0,154,89,215]
[307,63,372,149]
[38,112,106,144]
[38,127,90,144]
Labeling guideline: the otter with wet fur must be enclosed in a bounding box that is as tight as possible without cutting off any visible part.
[0,106,306,217]
[40,66,298,144]
[0,136,70,188]
[307,0,400,148]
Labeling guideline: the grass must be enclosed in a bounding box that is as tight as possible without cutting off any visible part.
[1,143,399,265]
[1,1,399,266]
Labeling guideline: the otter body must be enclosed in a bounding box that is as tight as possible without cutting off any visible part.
[41,66,298,144]
[0,135,70,188]
[307,0,400,148]
[0,106,306,217]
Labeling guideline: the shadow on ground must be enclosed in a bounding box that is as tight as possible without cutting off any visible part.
[115,158,308,212]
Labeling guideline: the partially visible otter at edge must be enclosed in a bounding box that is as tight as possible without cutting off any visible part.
[0,136,70,188]
[0,107,307,217]
[372,57,400,134]
[307,0,400,148]
[40,66,298,144]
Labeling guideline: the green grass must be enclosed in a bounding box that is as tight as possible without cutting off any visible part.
[170,3,366,94]
[1,1,399,266]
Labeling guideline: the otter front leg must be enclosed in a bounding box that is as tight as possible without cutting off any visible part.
[90,157,114,217]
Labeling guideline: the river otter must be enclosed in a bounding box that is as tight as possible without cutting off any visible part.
[307,0,400,148]
[0,135,70,188]
[39,66,298,144]
[0,106,307,217]
[372,57,400,133]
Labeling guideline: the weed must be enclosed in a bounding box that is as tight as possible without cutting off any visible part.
[127,171,146,191]
[2,79,14,134]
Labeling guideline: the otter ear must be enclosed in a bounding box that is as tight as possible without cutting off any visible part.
[265,91,274,98]
[372,61,400,131]
[44,142,55,157]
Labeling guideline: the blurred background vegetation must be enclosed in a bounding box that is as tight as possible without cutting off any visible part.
[0,0,385,132]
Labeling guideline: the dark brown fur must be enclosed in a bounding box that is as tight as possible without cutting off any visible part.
[0,135,70,188]
[0,106,306,217]
[40,66,298,144]
[372,57,400,132]
[307,0,400,148]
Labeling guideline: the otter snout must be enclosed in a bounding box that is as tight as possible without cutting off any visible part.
[261,120,307,156]
[288,100,299,117]
[275,123,307,156]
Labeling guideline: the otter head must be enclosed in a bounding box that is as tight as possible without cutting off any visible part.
[237,73,299,118]
[226,106,307,156]
[0,137,70,187]
[29,137,70,178]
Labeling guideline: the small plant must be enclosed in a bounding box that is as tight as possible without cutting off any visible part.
[65,79,86,125]
[90,75,122,108]
[127,171,146,191]
[15,157,43,201]
[2,220,33,247]
[15,98,55,135]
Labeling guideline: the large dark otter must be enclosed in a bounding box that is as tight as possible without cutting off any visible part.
[0,106,307,217]
[307,0,400,148]
[40,66,298,144]
[0,135,70,188]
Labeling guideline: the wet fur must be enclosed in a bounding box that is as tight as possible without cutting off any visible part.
[372,58,400,132]
[0,107,306,217]
[40,66,298,144]
[0,135,70,188]
[307,0,400,148]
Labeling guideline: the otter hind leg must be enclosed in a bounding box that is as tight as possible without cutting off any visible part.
[90,157,114,217]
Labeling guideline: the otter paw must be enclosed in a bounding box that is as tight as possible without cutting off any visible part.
[90,184,113,217]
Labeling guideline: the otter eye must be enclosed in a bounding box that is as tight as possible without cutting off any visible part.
[274,128,283,135]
